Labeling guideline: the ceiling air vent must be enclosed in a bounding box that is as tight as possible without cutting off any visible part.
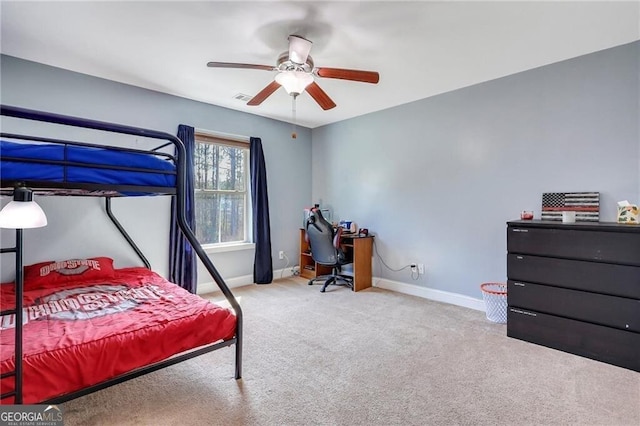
[233,93,253,102]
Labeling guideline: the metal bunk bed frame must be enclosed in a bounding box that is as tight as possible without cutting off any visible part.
[0,105,243,404]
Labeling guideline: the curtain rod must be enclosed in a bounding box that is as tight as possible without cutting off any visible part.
[195,128,249,143]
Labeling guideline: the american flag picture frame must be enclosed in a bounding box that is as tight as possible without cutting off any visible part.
[541,192,600,222]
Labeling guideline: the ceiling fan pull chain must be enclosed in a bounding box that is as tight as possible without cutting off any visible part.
[291,94,298,139]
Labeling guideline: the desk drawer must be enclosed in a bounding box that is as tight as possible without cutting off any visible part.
[507,226,640,265]
[508,281,640,332]
[507,308,640,372]
[507,254,640,298]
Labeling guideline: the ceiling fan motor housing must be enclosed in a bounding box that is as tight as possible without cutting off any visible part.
[276,52,314,74]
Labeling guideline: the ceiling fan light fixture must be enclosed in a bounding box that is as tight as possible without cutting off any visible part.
[275,71,314,95]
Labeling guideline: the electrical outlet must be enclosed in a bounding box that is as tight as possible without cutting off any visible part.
[418,264,425,274]
[279,250,284,260]
[410,263,417,273]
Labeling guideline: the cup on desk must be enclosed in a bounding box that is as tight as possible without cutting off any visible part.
[562,211,576,223]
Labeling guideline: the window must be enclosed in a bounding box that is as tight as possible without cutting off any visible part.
[193,131,250,247]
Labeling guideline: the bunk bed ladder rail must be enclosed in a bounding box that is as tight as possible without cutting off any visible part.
[173,168,243,379]
[0,231,24,404]
[0,105,243,383]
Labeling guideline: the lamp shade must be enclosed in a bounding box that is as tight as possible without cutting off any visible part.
[275,71,314,95]
[0,187,48,229]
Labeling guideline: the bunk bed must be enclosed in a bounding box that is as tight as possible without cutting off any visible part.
[0,105,243,404]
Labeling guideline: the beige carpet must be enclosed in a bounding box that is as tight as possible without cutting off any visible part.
[63,277,639,425]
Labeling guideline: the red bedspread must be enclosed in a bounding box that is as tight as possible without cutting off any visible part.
[0,267,236,404]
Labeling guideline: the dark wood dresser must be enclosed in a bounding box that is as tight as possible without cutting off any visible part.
[506,220,640,371]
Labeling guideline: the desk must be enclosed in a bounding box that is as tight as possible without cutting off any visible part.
[299,229,374,292]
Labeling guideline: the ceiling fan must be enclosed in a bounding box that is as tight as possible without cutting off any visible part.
[207,35,380,111]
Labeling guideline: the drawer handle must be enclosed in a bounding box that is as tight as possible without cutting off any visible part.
[514,282,525,287]
[510,308,537,317]
[512,228,529,233]
[516,256,524,260]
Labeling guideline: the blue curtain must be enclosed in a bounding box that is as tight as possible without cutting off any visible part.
[169,124,197,293]
[250,137,273,284]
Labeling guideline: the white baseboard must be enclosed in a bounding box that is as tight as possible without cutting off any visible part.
[373,278,486,312]
[196,267,295,295]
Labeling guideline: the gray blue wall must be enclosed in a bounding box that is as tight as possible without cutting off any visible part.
[312,41,639,298]
[1,41,638,301]
[0,55,312,284]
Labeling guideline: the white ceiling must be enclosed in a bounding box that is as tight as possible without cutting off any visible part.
[1,1,639,128]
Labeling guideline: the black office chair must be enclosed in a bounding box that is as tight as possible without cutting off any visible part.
[305,208,353,292]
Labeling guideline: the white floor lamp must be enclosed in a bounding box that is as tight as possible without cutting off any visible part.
[0,184,47,404]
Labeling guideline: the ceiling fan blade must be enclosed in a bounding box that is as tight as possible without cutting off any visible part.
[316,67,380,84]
[207,62,275,72]
[247,81,281,106]
[305,82,336,110]
[288,35,312,65]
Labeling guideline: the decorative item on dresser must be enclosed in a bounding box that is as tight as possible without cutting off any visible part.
[506,220,640,372]
[541,192,599,222]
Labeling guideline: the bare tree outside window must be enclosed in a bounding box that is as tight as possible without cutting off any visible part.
[193,134,249,245]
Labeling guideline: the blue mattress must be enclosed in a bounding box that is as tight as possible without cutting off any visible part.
[0,140,176,192]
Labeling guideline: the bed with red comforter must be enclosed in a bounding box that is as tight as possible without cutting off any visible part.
[0,258,237,404]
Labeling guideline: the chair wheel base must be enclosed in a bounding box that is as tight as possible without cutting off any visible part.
[307,271,353,293]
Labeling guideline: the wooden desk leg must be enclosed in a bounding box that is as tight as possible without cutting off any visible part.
[352,237,373,292]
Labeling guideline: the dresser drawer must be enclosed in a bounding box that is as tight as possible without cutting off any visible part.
[507,254,640,298]
[507,226,640,265]
[508,281,640,332]
[507,308,640,372]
